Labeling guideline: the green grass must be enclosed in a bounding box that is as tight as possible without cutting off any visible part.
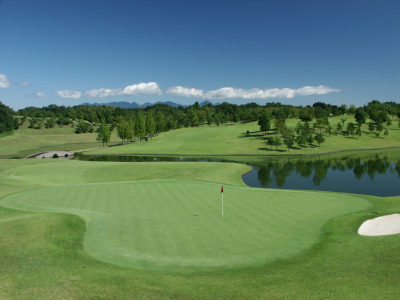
[88,116,400,156]
[0,180,370,271]
[0,120,120,157]
[1,159,400,298]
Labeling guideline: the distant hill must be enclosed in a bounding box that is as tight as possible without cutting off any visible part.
[81,100,217,108]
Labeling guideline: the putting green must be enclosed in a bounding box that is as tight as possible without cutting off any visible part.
[0,180,371,271]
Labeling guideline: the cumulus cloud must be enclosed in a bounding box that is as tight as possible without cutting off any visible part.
[85,88,118,98]
[57,90,82,99]
[120,82,162,96]
[26,92,47,98]
[166,86,204,97]
[203,85,339,99]
[0,74,11,88]
[85,82,162,98]
[166,85,339,99]
[20,81,31,86]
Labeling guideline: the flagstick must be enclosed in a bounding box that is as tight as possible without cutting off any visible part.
[222,193,224,218]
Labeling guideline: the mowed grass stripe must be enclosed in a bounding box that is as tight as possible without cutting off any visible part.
[0,180,371,271]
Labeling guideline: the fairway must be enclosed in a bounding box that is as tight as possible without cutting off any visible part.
[87,117,400,157]
[0,179,371,271]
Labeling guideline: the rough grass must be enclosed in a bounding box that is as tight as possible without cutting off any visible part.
[88,116,400,156]
[1,159,400,298]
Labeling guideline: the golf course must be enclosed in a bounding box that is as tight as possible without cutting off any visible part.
[0,113,400,299]
[1,116,400,298]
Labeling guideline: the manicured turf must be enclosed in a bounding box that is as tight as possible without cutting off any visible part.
[0,179,370,271]
[89,116,400,156]
[1,159,400,298]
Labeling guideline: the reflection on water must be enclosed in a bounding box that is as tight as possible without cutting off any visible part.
[244,155,400,197]
[254,156,398,187]
[77,154,400,197]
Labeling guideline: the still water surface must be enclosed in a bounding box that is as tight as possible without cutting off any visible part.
[77,153,400,197]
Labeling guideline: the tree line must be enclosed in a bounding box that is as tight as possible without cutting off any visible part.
[3,100,400,144]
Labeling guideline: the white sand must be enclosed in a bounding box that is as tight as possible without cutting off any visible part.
[358,214,400,236]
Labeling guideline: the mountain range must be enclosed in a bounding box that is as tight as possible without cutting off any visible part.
[81,100,218,109]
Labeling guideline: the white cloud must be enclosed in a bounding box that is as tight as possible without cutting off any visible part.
[85,82,162,98]
[57,90,82,99]
[166,86,204,97]
[85,88,119,98]
[202,85,339,100]
[26,92,47,98]
[0,74,11,88]
[120,82,162,96]
[20,81,31,86]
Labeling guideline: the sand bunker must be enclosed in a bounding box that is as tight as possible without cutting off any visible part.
[358,214,400,236]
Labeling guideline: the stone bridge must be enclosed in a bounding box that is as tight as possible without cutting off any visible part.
[25,151,75,159]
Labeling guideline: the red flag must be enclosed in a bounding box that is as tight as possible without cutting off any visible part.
[221,186,224,193]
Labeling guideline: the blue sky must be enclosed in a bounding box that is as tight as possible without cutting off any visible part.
[0,0,399,110]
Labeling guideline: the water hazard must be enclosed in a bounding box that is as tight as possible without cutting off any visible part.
[76,151,400,197]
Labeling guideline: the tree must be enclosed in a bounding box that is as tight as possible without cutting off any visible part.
[145,113,156,138]
[29,117,37,128]
[299,110,314,124]
[117,120,127,144]
[258,110,271,134]
[273,135,282,150]
[187,107,199,127]
[214,114,220,126]
[206,113,214,127]
[368,122,375,134]
[340,118,347,126]
[347,122,355,137]
[13,118,20,130]
[314,133,325,147]
[296,134,307,148]
[45,118,56,129]
[135,112,146,141]
[354,107,367,126]
[0,101,14,135]
[306,134,314,147]
[337,121,343,133]
[376,123,383,133]
[155,111,165,133]
[384,128,389,138]
[96,120,111,146]
[326,124,332,136]
[266,136,274,150]
[75,120,89,133]
[126,119,135,141]
[356,126,362,138]
[282,128,295,151]
[37,120,43,129]
[348,104,356,115]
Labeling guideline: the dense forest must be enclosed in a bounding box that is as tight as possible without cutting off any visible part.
[2,100,400,147]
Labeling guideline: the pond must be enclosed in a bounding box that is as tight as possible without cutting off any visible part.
[76,150,400,197]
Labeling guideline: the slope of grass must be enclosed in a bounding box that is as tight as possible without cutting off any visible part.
[0,159,400,298]
[0,120,120,157]
[89,116,400,156]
